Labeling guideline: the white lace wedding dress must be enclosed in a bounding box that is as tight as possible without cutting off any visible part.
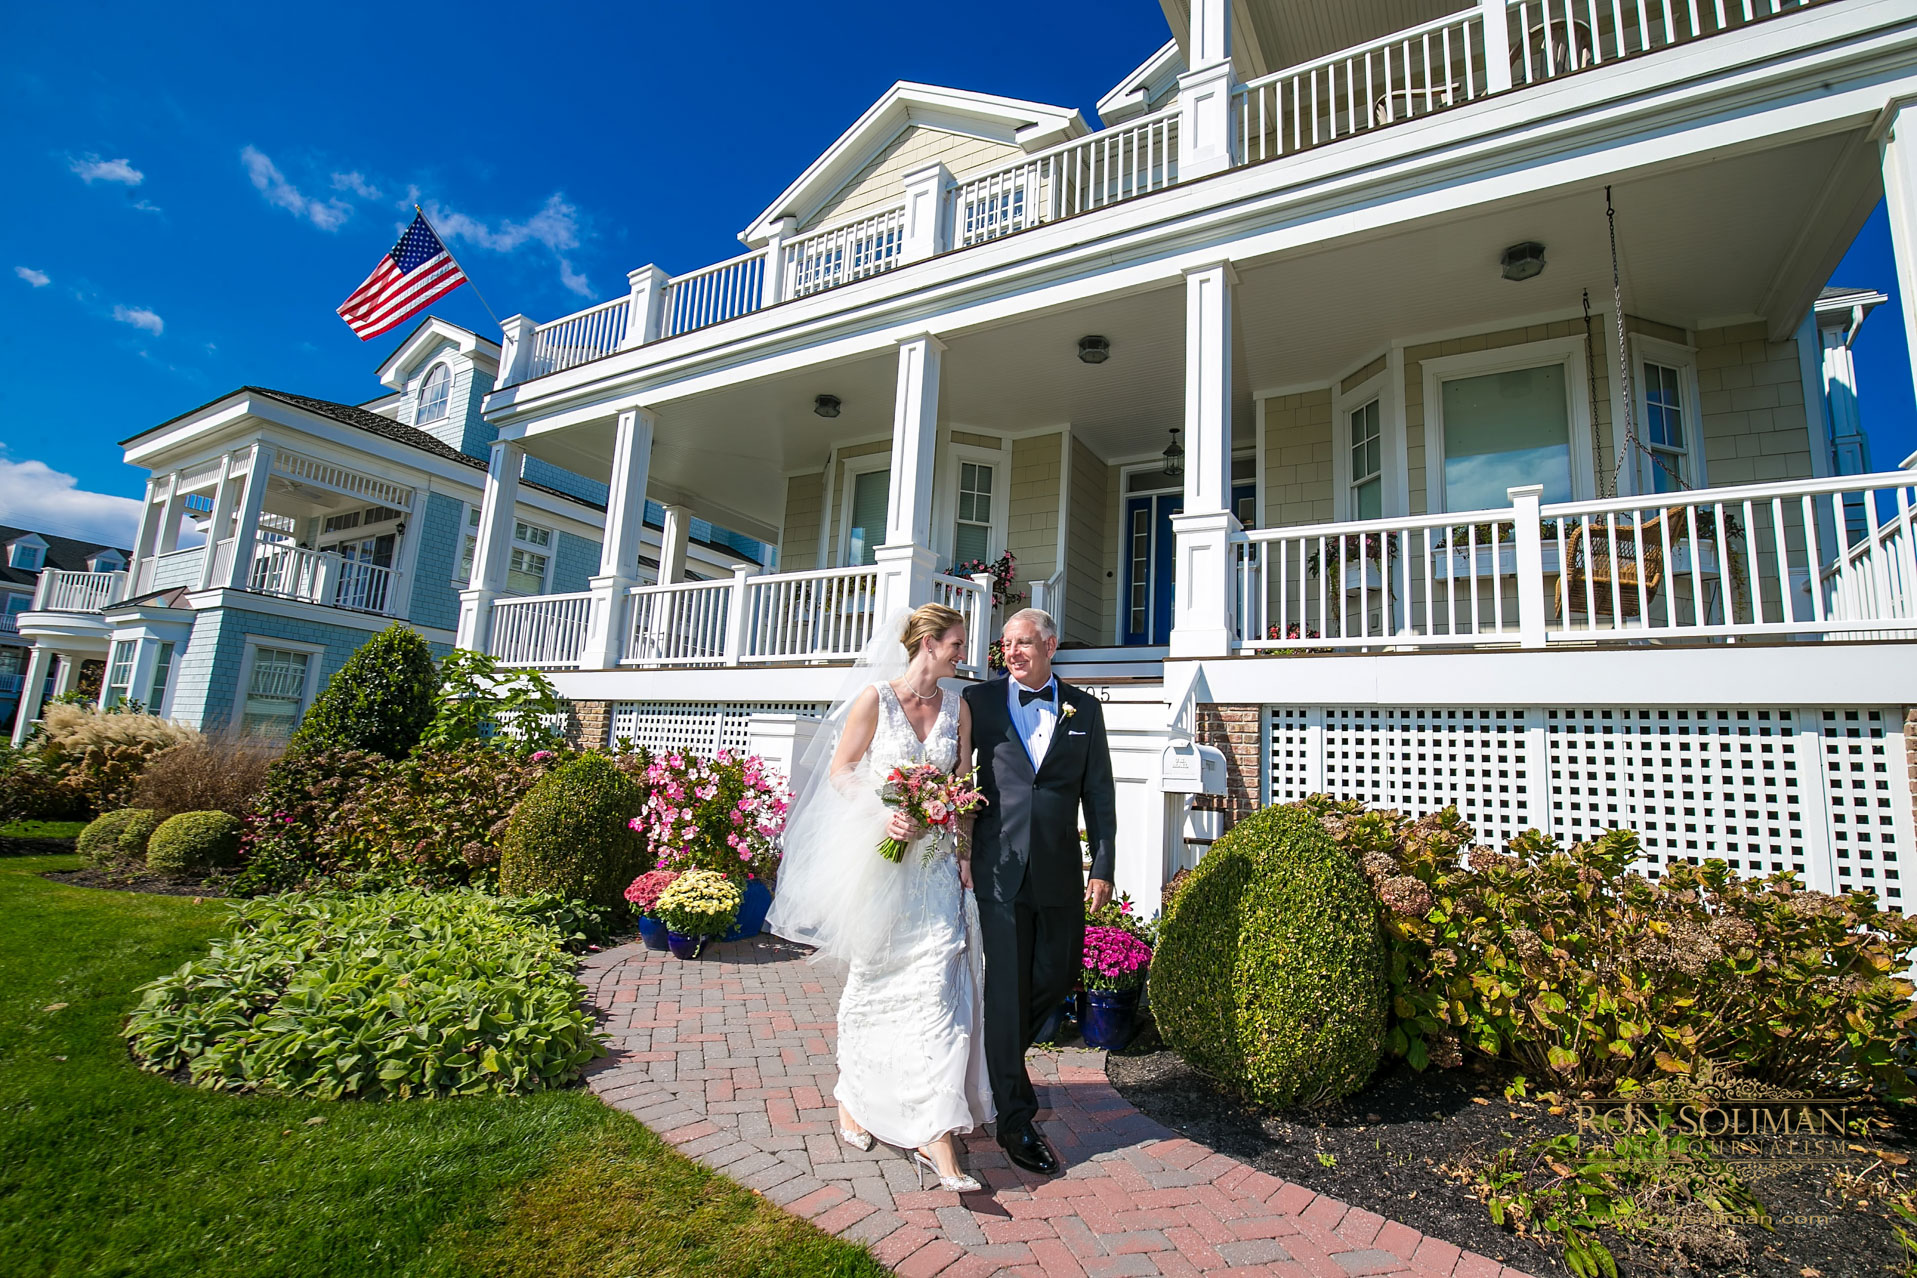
[832,682,994,1150]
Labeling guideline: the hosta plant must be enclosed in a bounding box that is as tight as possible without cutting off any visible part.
[123,889,604,1099]
[653,869,742,938]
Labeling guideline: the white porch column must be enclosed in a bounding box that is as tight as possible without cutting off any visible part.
[1480,0,1513,94]
[10,644,54,746]
[1176,0,1236,179]
[1168,261,1240,658]
[153,471,191,557]
[584,409,656,668]
[874,334,945,617]
[900,163,953,264]
[456,438,524,651]
[498,314,538,386]
[223,443,275,591]
[621,266,672,350]
[51,652,77,697]
[1880,101,1917,415]
[657,503,691,586]
[195,453,239,591]
[760,216,797,307]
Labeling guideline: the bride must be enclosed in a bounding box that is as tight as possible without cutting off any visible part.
[766,602,993,1192]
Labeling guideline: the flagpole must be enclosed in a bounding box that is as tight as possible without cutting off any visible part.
[415,204,502,328]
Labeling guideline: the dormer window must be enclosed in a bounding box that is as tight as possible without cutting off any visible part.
[418,364,451,423]
[8,537,46,571]
[88,550,124,573]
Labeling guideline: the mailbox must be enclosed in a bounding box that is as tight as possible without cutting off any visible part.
[1159,738,1227,794]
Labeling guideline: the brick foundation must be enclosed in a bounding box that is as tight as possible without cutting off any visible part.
[569,699,612,751]
[1194,703,1263,836]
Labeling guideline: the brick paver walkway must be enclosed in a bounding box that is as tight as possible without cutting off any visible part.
[579,936,1536,1278]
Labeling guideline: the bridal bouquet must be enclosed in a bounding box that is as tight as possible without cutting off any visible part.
[876,763,986,865]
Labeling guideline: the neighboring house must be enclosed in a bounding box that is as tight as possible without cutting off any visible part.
[11,318,764,745]
[0,528,131,731]
[458,0,1917,909]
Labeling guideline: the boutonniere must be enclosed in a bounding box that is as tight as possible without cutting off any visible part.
[1059,703,1077,721]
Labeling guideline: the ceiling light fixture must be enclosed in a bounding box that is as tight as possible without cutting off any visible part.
[1077,335,1111,364]
[1500,241,1547,282]
[1162,427,1184,479]
[813,394,841,418]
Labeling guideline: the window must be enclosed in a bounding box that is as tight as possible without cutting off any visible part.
[4,593,29,618]
[104,641,135,709]
[322,510,362,535]
[1348,399,1383,519]
[846,469,888,567]
[953,462,993,565]
[146,642,175,713]
[1127,505,1150,636]
[88,550,124,572]
[1640,362,1690,493]
[459,510,553,593]
[240,646,312,740]
[417,364,451,423]
[507,546,549,594]
[8,540,45,571]
[1439,364,1574,510]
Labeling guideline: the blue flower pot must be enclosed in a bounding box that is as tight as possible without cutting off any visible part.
[723,878,774,941]
[666,931,704,960]
[1081,987,1140,1051]
[637,917,670,951]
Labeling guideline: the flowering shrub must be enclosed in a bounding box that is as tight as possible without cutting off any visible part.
[653,868,743,937]
[624,869,680,917]
[1308,796,1917,1098]
[1083,925,1153,992]
[632,750,788,885]
[945,550,1024,610]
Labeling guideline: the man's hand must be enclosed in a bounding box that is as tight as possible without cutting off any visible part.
[957,859,974,891]
[1085,877,1113,912]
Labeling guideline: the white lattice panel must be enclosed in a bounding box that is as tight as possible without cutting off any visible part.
[1545,707,1817,888]
[1313,707,1540,849]
[1267,707,1320,803]
[1821,710,1908,906]
[608,702,825,756]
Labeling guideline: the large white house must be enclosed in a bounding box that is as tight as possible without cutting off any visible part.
[453,0,1917,908]
[11,319,762,745]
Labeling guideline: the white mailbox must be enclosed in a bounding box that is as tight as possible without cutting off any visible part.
[1159,738,1227,794]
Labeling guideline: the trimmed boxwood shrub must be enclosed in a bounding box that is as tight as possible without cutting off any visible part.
[499,753,648,911]
[77,808,161,868]
[289,623,438,759]
[147,810,243,875]
[1150,803,1387,1108]
[123,889,604,1098]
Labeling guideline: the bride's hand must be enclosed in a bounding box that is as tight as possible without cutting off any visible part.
[885,812,923,841]
[957,859,973,891]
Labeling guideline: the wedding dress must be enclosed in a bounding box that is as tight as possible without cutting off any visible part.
[824,683,994,1150]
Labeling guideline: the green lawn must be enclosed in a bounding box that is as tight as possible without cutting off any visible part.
[0,856,884,1278]
[0,820,86,840]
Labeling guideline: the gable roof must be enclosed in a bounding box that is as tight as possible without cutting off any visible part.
[375,316,501,390]
[739,82,1086,246]
[0,525,133,590]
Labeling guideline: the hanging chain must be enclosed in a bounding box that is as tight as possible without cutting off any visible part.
[1602,185,1689,495]
[1583,288,1608,496]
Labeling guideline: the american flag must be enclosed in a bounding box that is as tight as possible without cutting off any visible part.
[336,211,468,340]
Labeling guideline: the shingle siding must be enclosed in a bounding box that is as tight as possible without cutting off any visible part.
[523,457,610,506]
[406,492,466,633]
[552,531,601,593]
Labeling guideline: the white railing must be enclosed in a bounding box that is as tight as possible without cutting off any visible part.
[248,541,328,603]
[273,451,414,511]
[0,672,22,695]
[1026,568,1066,622]
[32,569,127,613]
[0,613,16,635]
[491,592,595,668]
[623,578,735,666]
[662,250,768,337]
[1231,473,1917,651]
[527,297,630,378]
[932,572,996,678]
[1236,8,1490,165]
[954,109,1180,248]
[334,559,395,614]
[741,566,881,663]
[1505,0,1820,87]
[782,206,907,298]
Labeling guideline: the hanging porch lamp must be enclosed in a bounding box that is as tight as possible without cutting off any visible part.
[1162,427,1185,479]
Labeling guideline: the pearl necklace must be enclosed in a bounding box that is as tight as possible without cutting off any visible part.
[899,676,941,702]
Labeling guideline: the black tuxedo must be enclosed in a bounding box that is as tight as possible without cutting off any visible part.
[962,675,1117,1135]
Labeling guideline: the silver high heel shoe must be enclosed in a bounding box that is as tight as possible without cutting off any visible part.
[839,1124,875,1152]
[913,1148,982,1193]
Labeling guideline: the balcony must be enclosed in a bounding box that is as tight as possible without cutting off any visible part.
[502,0,1833,386]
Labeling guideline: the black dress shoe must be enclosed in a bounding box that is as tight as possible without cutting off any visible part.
[1000,1123,1061,1175]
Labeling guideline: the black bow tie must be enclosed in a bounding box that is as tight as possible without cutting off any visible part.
[1018,684,1054,707]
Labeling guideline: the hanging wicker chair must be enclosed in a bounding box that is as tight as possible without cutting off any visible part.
[1556,512,1670,619]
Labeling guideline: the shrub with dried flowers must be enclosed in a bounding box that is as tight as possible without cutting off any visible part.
[28,702,201,816]
[631,750,789,885]
[1307,795,1917,1098]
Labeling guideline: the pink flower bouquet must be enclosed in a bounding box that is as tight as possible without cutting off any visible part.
[876,763,986,864]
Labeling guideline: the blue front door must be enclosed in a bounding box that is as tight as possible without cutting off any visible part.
[1122,484,1253,646]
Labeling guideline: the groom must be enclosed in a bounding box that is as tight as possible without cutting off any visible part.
[962,607,1116,1175]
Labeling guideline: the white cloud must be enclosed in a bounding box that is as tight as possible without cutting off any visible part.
[332,171,380,199]
[69,154,144,185]
[426,193,593,296]
[132,199,163,215]
[14,266,50,287]
[113,304,164,335]
[0,454,143,547]
[241,145,350,231]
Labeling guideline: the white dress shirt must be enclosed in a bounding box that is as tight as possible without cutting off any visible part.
[1007,674,1060,769]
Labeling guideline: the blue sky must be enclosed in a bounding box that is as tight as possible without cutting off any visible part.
[2,2,1911,548]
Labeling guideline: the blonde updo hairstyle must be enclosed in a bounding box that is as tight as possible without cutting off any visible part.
[901,602,966,657]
